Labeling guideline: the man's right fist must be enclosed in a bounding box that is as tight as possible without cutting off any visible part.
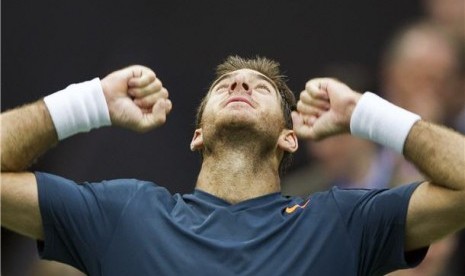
[101,65,172,132]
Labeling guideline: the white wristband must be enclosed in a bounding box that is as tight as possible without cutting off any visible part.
[43,78,111,140]
[350,92,421,154]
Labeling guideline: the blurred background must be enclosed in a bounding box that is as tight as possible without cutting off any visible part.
[2,0,464,275]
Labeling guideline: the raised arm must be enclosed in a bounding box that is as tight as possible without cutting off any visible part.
[293,78,465,251]
[403,121,465,250]
[1,65,172,240]
[1,100,57,239]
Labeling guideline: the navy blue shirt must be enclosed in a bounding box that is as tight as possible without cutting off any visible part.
[36,172,427,275]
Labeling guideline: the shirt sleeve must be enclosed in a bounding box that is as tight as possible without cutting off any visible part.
[330,182,428,275]
[35,171,154,273]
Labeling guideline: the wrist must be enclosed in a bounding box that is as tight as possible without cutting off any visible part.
[43,78,111,140]
[344,92,362,132]
[350,92,421,153]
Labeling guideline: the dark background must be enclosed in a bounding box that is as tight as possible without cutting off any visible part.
[2,0,422,274]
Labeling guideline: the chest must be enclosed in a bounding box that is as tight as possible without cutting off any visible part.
[99,203,358,275]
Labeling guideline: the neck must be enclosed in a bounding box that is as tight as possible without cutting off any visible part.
[195,139,281,204]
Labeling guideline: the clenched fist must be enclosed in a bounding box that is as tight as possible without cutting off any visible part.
[101,65,172,132]
[292,78,361,140]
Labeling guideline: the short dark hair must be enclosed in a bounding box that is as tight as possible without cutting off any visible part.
[195,55,296,176]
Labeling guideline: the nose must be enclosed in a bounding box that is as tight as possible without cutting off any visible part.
[229,77,251,94]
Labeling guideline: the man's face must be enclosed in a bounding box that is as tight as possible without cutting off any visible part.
[200,68,285,132]
[190,67,298,167]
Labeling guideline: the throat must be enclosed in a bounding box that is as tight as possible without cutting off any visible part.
[196,116,285,203]
[195,148,281,204]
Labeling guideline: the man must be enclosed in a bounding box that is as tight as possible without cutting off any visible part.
[380,21,463,130]
[1,56,464,275]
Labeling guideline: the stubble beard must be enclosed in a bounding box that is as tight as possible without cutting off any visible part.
[201,112,284,160]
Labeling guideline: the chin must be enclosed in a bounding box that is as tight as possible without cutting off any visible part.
[201,113,258,138]
[216,108,257,125]
[202,108,283,139]
[219,116,257,130]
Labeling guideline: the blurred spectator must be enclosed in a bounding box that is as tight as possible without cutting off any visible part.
[423,0,464,42]
[282,134,382,196]
[380,21,463,130]
[422,0,465,133]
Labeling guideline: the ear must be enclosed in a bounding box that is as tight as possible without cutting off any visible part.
[278,129,298,153]
[190,128,204,151]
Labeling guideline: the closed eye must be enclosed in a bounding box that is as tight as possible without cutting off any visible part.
[256,84,271,93]
[214,84,229,92]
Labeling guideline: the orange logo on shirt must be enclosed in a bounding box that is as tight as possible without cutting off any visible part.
[285,199,310,214]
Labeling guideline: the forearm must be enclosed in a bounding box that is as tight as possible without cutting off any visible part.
[0,66,168,171]
[404,121,465,191]
[1,100,58,171]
